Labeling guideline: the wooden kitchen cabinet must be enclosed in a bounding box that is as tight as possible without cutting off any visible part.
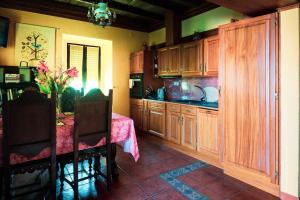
[157,45,180,76]
[197,109,219,160]
[203,36,219,76]
[166,103,181,144]
[130,51,144,74]
[219,13,278,195]
[130,99,143,130]
[181,40,203,76]
[181,106,197,150]
[142,99,149,132]
[148,101,166,138]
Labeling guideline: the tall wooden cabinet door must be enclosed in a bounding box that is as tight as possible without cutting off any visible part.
[197,109,219,159]
[220,14,278,195]
[166,111,181,144]
[168,45,181,75]
[181,41,202,76]
[157,48,169,75]
[181,114,197,150]
[148,108,165,138]
[204,36,219,76]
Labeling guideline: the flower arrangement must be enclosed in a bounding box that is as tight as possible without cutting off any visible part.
[33,61,78,95]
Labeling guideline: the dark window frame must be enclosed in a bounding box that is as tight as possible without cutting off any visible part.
[67,43,101,90]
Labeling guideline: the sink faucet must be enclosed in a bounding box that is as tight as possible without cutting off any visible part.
[194,85,206,102]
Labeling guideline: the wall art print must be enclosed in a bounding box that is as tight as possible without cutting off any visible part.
[15,23,55,67]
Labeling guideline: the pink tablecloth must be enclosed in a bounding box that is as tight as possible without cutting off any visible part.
[0,113,139,165]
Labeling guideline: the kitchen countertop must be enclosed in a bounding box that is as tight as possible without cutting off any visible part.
[144,98,218,111]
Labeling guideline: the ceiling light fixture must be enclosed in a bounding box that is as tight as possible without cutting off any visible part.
[87,0,116,28]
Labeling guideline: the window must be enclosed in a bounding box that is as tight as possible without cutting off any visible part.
[67,43,101,92]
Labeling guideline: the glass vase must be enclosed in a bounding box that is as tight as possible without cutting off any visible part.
[56,93,62,115]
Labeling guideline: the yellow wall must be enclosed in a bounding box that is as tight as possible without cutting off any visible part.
[0,8,148,116]
[280,7,300,197]
[148,7,242,45]
[148,28,165,46]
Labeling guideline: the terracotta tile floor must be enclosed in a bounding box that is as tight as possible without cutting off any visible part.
[4,132,281,200]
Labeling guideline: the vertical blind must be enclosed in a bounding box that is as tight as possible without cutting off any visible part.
[67,43,101,92]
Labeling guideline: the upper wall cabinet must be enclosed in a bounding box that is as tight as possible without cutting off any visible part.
[130,51,144,74]
[204,36,219,76]
[157,45,181,76]
[181,40,203,76]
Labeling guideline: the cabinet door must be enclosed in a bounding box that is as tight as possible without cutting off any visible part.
[168,45,181,75]
[166,111,181,144]
[204,36,219,76]
[220,14,278,192]
[136,51,144,73]
[181,41,203,76]
[148,108,165,138]
[197,109,219,158]
[130,53,135,74]
[157,48,169,75]
[142,100,148,132]
[181,114,197,150]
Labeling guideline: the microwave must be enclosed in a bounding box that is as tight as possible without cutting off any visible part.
[129,73,143,98]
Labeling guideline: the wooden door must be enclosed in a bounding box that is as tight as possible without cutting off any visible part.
[204,36,219,76]
[181,41,203,76]
[157,48,169,76]
[168,45,181,75]
[220,14,278,195]
[181,113,197,150]
[197,109,219,159]
[166,111,181,144]
[148,108,165,138]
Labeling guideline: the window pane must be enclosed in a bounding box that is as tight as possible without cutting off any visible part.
[69,45,83,90]
[86,46,100,92]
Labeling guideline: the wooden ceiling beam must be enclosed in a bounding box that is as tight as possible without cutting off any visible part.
[81,0,164,21]
[139,0,183,11]
[0,0,150,32]
[182,2,220,20]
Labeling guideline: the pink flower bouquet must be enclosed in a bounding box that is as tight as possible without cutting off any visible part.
[33,61,78,94]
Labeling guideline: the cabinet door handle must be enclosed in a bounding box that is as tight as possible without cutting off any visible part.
[204,64,207,72]
[181,116,183,125]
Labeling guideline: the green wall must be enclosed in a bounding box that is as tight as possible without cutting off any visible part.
[148,7,243,45]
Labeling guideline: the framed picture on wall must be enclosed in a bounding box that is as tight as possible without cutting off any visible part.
[15,23,56,67]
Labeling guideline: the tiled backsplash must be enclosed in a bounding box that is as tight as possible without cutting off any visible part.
[164,77,218,101]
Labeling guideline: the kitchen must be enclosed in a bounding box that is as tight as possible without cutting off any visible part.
[0,0,299,199]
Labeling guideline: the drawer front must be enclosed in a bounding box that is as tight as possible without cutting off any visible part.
[148,101,165,110]
[130,98,143,106]
[181,105,197,115]
[166,103,181,113]
[198,108,218,115]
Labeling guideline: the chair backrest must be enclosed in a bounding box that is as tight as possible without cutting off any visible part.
[74,89,113,147]
[3,89,56,158]
[61,87,78,113]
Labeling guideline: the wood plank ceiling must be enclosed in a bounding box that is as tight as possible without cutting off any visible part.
[0,0,298,32]
[0,0,219,32]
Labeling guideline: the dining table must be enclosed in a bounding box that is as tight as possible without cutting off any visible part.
[0,112,140,178]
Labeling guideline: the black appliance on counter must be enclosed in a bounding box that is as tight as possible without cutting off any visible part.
[129,73,143,98]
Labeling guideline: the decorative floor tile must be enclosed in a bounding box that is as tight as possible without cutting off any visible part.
[160,161,208,200]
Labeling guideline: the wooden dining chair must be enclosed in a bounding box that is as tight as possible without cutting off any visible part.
[69,88,113,199]
[2,89,56,199]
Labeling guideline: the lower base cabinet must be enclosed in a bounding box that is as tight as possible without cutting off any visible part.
[181,113,197,150]
[148,101,165,138]
[197,109,219,160]
[166,110,181,144]
[130,99,143,130]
